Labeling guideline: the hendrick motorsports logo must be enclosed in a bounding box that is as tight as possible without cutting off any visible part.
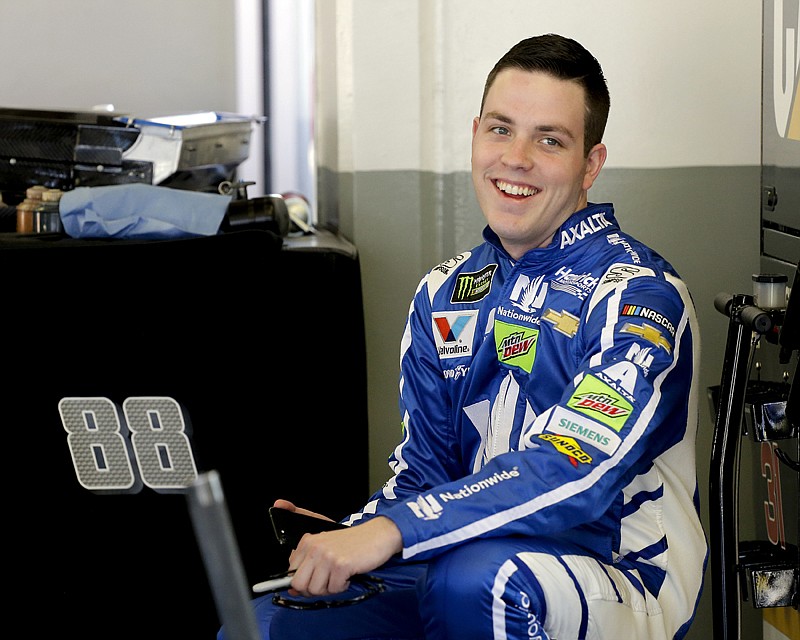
[550,266,599,300]
[406,467,521,519]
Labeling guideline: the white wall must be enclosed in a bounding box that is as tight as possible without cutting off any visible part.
[317,0,763,174]
[0,0,238,117]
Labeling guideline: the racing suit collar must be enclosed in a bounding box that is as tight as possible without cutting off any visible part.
[481,202,617,263]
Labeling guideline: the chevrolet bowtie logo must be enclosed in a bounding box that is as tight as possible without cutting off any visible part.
[542,309,580,337]
[620,322,671,353]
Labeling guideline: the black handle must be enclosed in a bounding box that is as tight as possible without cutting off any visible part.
[714,292,773,334]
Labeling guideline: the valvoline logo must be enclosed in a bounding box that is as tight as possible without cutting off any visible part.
[432,310,478,360]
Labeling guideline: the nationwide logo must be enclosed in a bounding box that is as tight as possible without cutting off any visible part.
[494,320,538,372]
[567,374,633,431]
[538,433,592,466]
[509,273,548,313]
[625,342,654,375]
[439,467,521,502]
[407,494,443,520]
[559,211,612,248]
[433,310,478,360]
[620,322,672,354]
[606,233,642,264]
[497,306,539,324]
[621,304,676,337]
[542,308,580,338]
[451,264,498,303]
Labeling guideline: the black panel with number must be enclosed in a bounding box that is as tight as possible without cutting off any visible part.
[0,229,370,639]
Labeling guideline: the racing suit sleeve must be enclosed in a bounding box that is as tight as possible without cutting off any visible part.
[343,272,464,524]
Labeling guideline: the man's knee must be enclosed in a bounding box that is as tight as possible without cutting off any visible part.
[421,540,551,640]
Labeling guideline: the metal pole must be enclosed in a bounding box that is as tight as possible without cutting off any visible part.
[709,293,775,640]
[186,470,261,640]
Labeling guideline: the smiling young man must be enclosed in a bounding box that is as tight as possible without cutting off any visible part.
[219,34,707,640]
[471,67,606,258]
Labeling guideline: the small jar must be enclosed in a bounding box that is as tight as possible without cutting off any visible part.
[17,185,47,234]
[34,188,64,234]
[16,200,36,234]
[752,273,788,309]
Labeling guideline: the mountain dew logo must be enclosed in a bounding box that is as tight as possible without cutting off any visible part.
[494,320,538,373]
[567,375,632,431]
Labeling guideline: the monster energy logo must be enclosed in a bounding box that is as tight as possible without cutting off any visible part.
[451,264,498,303]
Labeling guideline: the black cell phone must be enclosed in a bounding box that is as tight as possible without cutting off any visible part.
[268,507,347,547]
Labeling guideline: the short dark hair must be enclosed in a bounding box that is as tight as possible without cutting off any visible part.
[480,34,610,156]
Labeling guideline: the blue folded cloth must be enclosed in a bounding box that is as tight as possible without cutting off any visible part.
[60,183,232,240]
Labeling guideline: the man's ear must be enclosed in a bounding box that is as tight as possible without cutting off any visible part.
[582,143,607,191]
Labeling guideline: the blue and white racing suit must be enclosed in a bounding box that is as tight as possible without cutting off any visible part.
[227,203,708,640]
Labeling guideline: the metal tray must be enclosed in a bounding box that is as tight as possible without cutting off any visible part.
[117,112,258,185]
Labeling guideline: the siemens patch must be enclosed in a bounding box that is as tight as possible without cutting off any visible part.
[451,264,498,303]
[546,406,621,456]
